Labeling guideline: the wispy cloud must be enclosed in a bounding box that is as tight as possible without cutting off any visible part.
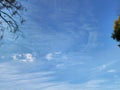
[89,60,119,79]
[41,79,108,90]
[0,60,119,90]
[45,51,62,61]
[1,0,119,90]
[92,61,118,72]
[45,53,53,61]
[45,51,85,70]
[107,69,116,73]
[0,62,55,90]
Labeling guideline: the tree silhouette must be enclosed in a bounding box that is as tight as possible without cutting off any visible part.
[112,16,120,47]
[0,0,25,39]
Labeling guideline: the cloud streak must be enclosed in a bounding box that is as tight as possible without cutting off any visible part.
[0,62,56,90]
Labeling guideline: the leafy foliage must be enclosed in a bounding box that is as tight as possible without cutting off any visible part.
[0,0,25,39]
[112,16,120,47]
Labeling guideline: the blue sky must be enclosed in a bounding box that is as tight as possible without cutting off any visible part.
[1,0,120,90]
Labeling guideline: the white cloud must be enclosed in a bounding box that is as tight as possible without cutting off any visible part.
[92,61,117,72]
[45,53,53,61]
[0,62,56,90]
[12,53,35,63]
[41,79,108,90]
[84,79,107,88]
[56,63,64,68]
[0,62,119,90]
[23,53,35,62]
[98,64,107,71]
[54,51,61,55]
[45,51,62,61]
[107,69,116,73]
